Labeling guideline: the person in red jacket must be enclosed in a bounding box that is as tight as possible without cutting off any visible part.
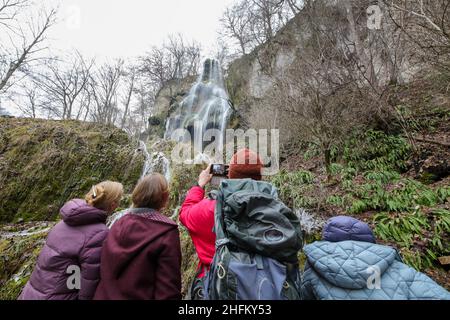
[179,149,263,279]
[94,174,182,300]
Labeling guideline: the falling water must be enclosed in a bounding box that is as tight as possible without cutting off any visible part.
[0,223,52,240]
[107,140,171,228]
[140,140,152,178]
[295,209,326,236]
[164,58,232,155]
[139,140,171,182]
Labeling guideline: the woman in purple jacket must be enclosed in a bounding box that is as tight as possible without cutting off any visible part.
[19,181,124,300]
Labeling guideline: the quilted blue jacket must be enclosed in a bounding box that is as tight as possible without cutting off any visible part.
[301,241,450,300]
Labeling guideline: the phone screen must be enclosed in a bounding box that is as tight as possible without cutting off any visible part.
[210,164,229,176]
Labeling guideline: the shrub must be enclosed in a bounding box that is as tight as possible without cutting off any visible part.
[343,130,412,173]
[269,169,317,209]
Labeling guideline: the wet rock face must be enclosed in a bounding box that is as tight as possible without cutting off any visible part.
[0,118,147,298]
[295,209,326,236]
[153,76,197,119]
[201,59,213,83]
[149,116,162,126]
[0,222,54,300]
[412,145,450,184]
[419,158,450,184]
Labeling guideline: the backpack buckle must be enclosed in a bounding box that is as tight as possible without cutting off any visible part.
[217,263,226,279]
[255,255,264,270]
[215,239,230,248]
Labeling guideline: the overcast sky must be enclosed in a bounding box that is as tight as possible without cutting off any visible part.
[46,0,237,59]
[1,0,238,115]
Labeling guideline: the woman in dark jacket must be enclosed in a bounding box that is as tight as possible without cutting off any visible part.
[19,181,124,300]
[94,174,182,300]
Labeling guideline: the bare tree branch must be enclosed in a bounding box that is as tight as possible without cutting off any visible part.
[0,3,57,93]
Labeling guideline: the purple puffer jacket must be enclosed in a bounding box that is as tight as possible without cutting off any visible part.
[19,199,109,300]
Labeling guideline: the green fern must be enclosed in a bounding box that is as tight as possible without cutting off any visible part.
[374,209,450,271]
[343,130,411,173]
[269,169,316,209]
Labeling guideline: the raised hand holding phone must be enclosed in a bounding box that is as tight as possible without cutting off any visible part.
[198,165,213,188]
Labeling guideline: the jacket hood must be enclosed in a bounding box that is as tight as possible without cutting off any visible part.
[60,199,107,226]
[304,241,400,290]
[106,209,178,276]
[322,216,376,243]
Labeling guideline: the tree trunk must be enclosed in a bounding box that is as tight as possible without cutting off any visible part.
[239,40,247,55]
[121,77,135,129]
[342,0,378,88]
[324,148,332,182]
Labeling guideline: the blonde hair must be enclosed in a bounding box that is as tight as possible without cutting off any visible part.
[132,174,169,210]
[85,181,124,211]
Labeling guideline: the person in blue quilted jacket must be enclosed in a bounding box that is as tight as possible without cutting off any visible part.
[301,216,450,300]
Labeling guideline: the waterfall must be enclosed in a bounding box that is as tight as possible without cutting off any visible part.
[140,140,152,178]
[107,140,171,228]
[295,209,326,236]
[109,58,230,228]
[164,58,232,156]
[139,140,171,182]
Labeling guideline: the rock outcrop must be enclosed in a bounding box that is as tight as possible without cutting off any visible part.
[0,118,144,223]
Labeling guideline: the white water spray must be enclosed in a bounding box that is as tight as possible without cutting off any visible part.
[295,209,326,236]
[139,140,171,182]
[108,140,172,228]
[164,58,232,156]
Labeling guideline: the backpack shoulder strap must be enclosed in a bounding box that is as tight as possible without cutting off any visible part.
[213,180,228,245]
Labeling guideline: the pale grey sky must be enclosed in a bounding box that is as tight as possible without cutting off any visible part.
[1,0,238,116]
[46,0,237,59]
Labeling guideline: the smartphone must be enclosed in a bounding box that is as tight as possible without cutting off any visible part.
[210,164,229,177]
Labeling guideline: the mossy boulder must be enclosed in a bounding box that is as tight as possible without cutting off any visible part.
[179,227,198,297]
[0,118,144,223]
[0,222,53,300]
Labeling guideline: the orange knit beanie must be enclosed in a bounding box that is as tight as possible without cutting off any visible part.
[228,149,263,180]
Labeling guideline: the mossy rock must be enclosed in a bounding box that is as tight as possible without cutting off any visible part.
[0,118,144,223]
[166,161,204,214]
[179,226,198,297]
[166,161,207,296]
[0,223,53,300]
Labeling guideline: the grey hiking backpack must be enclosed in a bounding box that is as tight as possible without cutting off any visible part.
[201,179,303,300]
